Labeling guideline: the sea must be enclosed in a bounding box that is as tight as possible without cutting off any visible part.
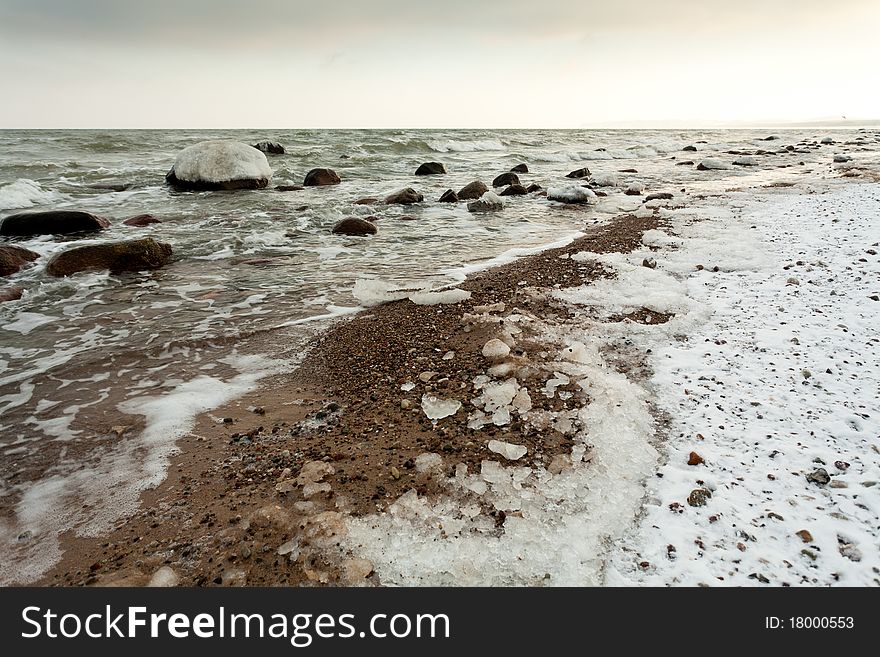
[1,127,876,582]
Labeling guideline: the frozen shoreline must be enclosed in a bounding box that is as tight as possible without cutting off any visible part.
[606,181,880,586]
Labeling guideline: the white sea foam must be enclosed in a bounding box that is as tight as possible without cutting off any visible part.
[426,139,505,153]
[0,179,64,210]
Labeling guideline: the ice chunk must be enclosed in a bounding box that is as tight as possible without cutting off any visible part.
[482,338,511,360]
[148,566,179,587]
[543,373,570,397]
[512,387,532,414]
[421,394,461,420]
[488,440,527,461]
[352,279,409,306]
[476,378,519,412]
[400,381,415,391]
[697,158,731,170]
[488,362,516,378]
[414,452,443,473]
[409,288,471,305]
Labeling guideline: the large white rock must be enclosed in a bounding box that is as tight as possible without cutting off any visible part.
[166,140,272,190]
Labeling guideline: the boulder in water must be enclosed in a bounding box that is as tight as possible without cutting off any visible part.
[46,238,172,277]
[457,181,488,200]
[697,159,731,171]
[645,192,674,201]
[332,217,377,236]
[492,172,520,188]
[499,184,528,196]
[414,162,446,175]
[0,245,39,277]
[682,145,698,152]
[384,188,424,205]
[252,141,285,155]
[276,184,304,191]
[526,183,543,193]
[0,210,110,236]
[0,285,24,303]
[438,189,459,203]
[510,163,529,173]
[122,214,162,227]
[303,168,341,186]
[565,167,591,179]
[165,140,272,191]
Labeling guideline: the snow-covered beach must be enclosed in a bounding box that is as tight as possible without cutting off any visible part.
[1,129,878,586]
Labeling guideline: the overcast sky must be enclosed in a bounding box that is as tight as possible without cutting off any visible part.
[0,0,877,128]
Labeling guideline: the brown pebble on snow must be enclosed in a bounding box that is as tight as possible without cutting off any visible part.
[795,529,814,543]
[687,451,705,466]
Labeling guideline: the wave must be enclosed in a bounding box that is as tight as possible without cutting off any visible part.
[0,179,64,211]
[426,139,506,153]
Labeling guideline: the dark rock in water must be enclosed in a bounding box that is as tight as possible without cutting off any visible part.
[438,189,459,203]
[354,197,379,205]
[46,238,172,277]
[0,245,39,277]
[414,162,446,175]
[0,285,24,303]
[806,468,830,486]
[166,140,271,191]
[624,187,643,196]
[88,183,130,192]
[510,163,529,173]
[619,168,638,173]
[0,210,110,236]
[252,141,285,155]
[676,160,695,166]
[276,184,304,191]
[526,183,543,193]
[682,145,697,152]
[384,188,424,205]
[687,488,712,507]
[332,217,377,236]
[645,192,674,201]
[398,215,418,221]
[303,168,341,186]
[762,135,780,141]
[492,172,520,188]
[122,214,162,227]
[500,184,528,196]
[594,190,607,197]
[566,167,590,179]
[457,181,488,200]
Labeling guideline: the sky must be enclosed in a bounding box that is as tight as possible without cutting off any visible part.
[0,0,878,128]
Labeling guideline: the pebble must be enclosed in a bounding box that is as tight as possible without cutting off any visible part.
[687,451,705,466]
[806,468,830,485]
[687,488,712,507]
[795,529,814,543]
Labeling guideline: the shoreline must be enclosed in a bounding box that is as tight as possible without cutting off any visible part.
[38,209,663,586]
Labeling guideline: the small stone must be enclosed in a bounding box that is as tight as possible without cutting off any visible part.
[419,371,438,383]
[482,338,511,360]
[400,399,412,410]
[795,529,814,543]
[390,466,401,480]
[642,257,657,269]
[148,566,179,587]
[806,468,830,485]
[687,451,704,466]
[687,488,712,507]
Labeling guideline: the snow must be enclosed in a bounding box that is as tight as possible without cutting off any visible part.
[547,185,597,204]
[171,140,272,183]
[607,182,880,586]
[592,173,620,187]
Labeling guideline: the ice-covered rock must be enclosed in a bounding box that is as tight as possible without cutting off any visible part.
[696,159,731,171]
[625,183,645,195]
[591,172,619,187]
[833,154,851,163]
[421,394,461,420]
[467,190,503,212]
[488,440,527,461]
[165,140,272,190]
[547,185,597,204]
[732,156,758,167]
[481,338,511,360]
